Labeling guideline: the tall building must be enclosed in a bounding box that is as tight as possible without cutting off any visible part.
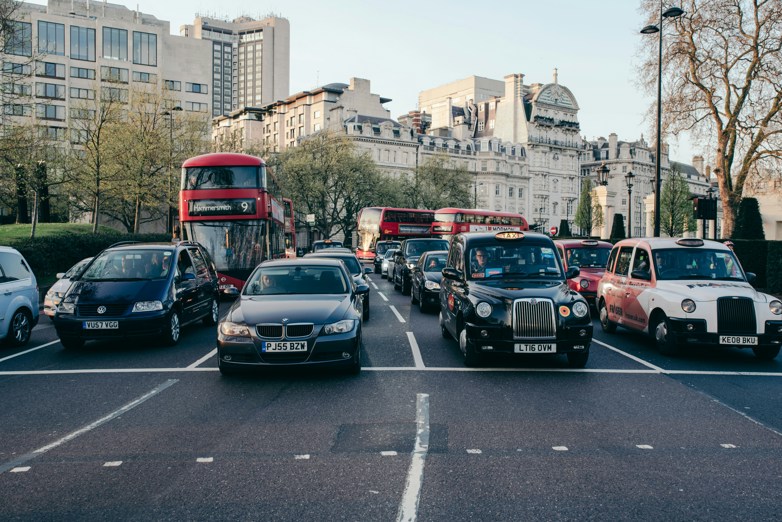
[181,15,290,117]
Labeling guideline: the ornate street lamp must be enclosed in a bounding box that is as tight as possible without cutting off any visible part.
[161,106,182,235]
[625,171,635,237]
[596,162,610,186]
[641,5,685,237]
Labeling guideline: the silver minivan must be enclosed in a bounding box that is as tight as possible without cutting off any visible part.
[0,246,39,346]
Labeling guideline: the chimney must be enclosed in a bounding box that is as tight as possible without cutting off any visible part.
[504,73,525,101]
[608,133,618,160]
[692,155,704,177]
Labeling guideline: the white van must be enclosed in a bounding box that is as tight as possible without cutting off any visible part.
[0,246,39,346]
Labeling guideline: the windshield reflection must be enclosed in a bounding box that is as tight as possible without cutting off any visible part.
[185,221,266,272]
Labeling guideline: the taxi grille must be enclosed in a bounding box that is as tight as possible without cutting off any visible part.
[77,304,129,317]
[255,324,314,339]
[513,298,556,340]
[717,297,756,334]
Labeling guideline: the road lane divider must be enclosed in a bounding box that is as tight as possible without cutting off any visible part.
[188,348,217,368]
[389,306,406,323]
[377,292,389,302]
[0,340,60,364]
[396,393,430,522]
[592,339,666,372]
[406,332,425,369]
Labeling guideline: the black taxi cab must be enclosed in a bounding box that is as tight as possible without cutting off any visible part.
[439,231,593,367]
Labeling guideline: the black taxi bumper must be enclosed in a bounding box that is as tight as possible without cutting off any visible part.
[464,322,593,354]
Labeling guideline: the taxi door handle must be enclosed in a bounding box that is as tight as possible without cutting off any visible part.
[625,292,631,298]
[3,291,11,296]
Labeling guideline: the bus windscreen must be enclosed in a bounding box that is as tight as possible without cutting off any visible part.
[184,166,265,190]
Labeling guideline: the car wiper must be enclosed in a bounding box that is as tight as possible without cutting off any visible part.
[676,274,714,280]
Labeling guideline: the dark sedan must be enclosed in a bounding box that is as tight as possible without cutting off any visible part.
[217,258,365,375]
[305,251,371,320]
[411,250,448,313]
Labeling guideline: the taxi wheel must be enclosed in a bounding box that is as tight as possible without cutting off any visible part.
[567,351,589,368]
[203,297,219,326]
[440,312,451,339]
[393,271,401,291]
[752,346,780,361]
[6,309,32,347]
[363,300,370,321]
[163,310,181,346]
[599,301,617,333]
[459,328,481,367]
[654,316,679,355]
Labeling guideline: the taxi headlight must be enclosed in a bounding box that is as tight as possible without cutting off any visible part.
[476,302,492,318]
[219,321,251,337]
[572,301,589,318]
[132,300,163,313]
[424,280,440,291]
[324,319,356,335]
[681,299,696,313]
[769,300,782,315]
[579,279,590,290]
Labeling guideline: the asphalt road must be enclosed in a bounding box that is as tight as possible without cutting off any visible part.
[1,272,781,521]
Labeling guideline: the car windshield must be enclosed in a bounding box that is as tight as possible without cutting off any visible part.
[376,242,401,255]
[63,257,93,279]
[244,265,349,295]
[384,249,398,260]
[565,247,611,269]
[652,248,745,281]
[468,244,563,280]
[312,254,361,275]
[313,241,343,251]
[423,253,447,272]
[405,240,449,256]
[80,250,174,281]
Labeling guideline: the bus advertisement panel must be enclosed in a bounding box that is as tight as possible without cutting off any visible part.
[431,208,529,241]
[179,152,286,292]
[355,207,434,261]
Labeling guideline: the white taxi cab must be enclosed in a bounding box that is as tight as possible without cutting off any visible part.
[597,237,782,360]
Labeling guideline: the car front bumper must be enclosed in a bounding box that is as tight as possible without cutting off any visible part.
[53,310,170,341]
[464,322,593,355]
[667,318,782,348]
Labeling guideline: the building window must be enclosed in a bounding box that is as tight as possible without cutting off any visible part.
[35,82,65,100]
[185,82,208,94]
[37,21,65,56]
[509,187,514,198]
[3,83,32,96]
[489,119,495,129]
[70,107,95,119]
[70,128,89,144]
[100,66,129,83]
[102,27,128,61]
[185,101,208,112]
[4,21,32,56]
[36,103,65,120]
[3,104,31,116]
[70,66,96,80]
[478,120,485,131]
[35,61,65,79]
[481,160,487,172]
[70,26,96,61]
[69,87,94,100]
[314,110,321,118]
[101,86,128,103]
[132,71,157,84]
[164,80,181,91]
[313,123,321,132]
[40,126,67,141]
[495,184,501,196]
[132,31,157,66]
[3,62,31,75]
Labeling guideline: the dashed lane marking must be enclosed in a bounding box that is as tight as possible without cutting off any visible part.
[196,457,213,463]
[396,393,429,522]
[294,454,310,460]
[406,332,425,369]
[10,467,30,473]
[377,292,389,302]
[636,445,654,450]
[0,340,60,364]
[552,446,569,451]
[104,461,123,467]
[466,449,482,454]
[389,306,406,323]
[381,451,398,456]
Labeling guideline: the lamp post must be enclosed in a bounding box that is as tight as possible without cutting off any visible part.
[161,106,182,235]
[641,4,684,237]
[707,183,717,239]
[625,171,635,237]
[596,161,610,186]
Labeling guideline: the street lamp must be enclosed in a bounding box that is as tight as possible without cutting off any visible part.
[161,106,182,235]
[641,4,685,237]
[625,171,635,237]
[596,162,610,186]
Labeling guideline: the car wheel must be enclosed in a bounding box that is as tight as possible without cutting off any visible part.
[393,271,401,291]
[440,311,451,339]
[374,265,381,274]
[419,290,428,313]
[203,297,219,326]
[348,339,362,375]
[6,309,32,347]
[459,327,481,367]
[163,310,181,346]
[363,299,370,321]
[653,316,679,355]
[381,270,387,279]
[402,278,411,296]
[567,351,589,368]
[411,283,419,304]
[599,300,617,333]
[60,336,84,350]
[752,346,780,361]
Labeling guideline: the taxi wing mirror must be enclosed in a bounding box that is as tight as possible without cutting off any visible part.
[223,287,240,297]
[745,272,756,284]
[442,267,463,281]
[565,267,580,279]
[630,269,651,281]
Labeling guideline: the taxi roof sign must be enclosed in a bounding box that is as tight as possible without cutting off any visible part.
[580,240,599,246]
[676,238,704,247]
[495,231,525,240]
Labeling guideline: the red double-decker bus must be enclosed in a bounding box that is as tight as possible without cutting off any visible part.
[282,197,296,258]
[431,208,529,241]
[179,152,286,292]
[355,207,434,261]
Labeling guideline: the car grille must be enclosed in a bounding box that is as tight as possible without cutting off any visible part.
[255,323,314,339]
[717,297,756,334]
[77,304,129,317]
[513,298,556,340]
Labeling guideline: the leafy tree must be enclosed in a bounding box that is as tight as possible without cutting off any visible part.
[558,218,571,238]
[610,213,626,242]
[574,178,604,237]
[659,169,696,237]
[639,0,782,237]
[733,197,765,239]
[409,154,472,210]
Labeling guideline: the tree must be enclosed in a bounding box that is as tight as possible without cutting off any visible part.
[733,197,765,239]
[610,214,626,242]
[659,169,696,237]
[410,154,472,210]
[574,178,604,237]
[558,218,572,238]
[639,0,782,237]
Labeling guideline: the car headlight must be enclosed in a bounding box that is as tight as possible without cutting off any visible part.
[219,321,251,337]
[770,300,782,315]
[424,280,440,291]
[476,302,492,318]
[57,302,76,314]
[579,279,589,290]
[406,263,416,270]
[132,300,163,313]
[572,301,589,318]
[324,319,356,335]
[681,299,696,313]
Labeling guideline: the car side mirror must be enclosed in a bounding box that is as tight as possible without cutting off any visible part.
[565,267,580,279]
[364,267,372,275]
[630,269,651,281]
[56,272,65,279]
[746,272,756,284]
[223,287,240,297]
[442,267,463,281]
[355,283,370,295]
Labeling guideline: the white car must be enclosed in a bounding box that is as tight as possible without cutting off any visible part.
[0,246,39,346]
[382,248,399,279]
[43,257,93,318]
[597,237,782,360]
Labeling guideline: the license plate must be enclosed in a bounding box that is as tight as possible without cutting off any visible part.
[262,341,307,352]
[83,321,119,330]
[514,343,556,353]
[719,335,758,346]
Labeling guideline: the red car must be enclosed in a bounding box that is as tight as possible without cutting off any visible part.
[554,239,613,308]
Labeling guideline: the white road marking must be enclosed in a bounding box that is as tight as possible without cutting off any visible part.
[196,457,213,463]
[104,461,123,467]
[389,306,406,323]
[381,451,398,456]
[0,340,60,364]
[0,379,177,474]
[294,454,310,460]
[371,282,379,290]
[188,349,217,368]
[592,339,666,372]
[721,444,737,449]
[396,393,430,522]
[466,449,482,454]
[636,445,654,450]
[552,446,569,451]
[378,292,389,302]
[10,467,30,473]
[406,332,425,369]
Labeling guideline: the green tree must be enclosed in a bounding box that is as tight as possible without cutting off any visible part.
[733,197,765,239]
[574,178,604,237]
[558,218,571,238]
[610,213,626,242]
[410,154,472,210]
[659,170,696,237]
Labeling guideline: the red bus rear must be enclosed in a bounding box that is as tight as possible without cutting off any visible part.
[355,207,434,261]
[179,152,286,293]
[431,208,529,242]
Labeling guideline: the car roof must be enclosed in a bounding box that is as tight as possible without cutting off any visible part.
[305,252,358,259]
[457,231,554,245]
[0,246,22,254]
[105,241,188,252]
[554,239,613,248]
[260,257,345,268]
[612,237,731,251]
[421,250,448,256]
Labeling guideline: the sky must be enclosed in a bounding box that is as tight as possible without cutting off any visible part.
[28,0,698,163]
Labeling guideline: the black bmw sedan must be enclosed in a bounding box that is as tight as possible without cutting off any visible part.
[217,258,366,375]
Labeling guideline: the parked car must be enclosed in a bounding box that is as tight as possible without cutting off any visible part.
[43,257,93,318]
[554,239,612,309]
[411,250,448,313]
[217,258,365,375]
[305,251,371,320]
[52,241,219,349]
[311,239,344,252]
[439,231,592,367]
[373,240,401,274]
[382,248,399,279]
[597,237,782,360]
[393,238,450,295]
[0,246,39,346]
